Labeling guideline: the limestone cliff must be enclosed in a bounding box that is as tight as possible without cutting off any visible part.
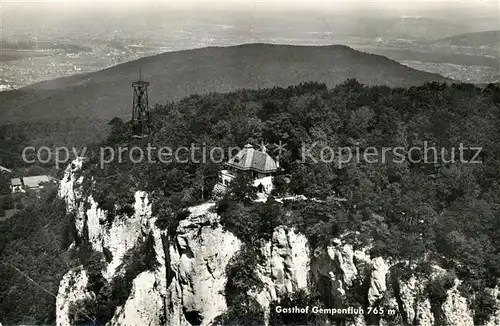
[55,159,498,326]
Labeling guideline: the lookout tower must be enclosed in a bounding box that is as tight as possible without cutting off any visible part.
[131,69,150,136]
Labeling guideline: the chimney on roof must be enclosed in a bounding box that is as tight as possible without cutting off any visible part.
[244,144,253,149]
[261,142,266,153]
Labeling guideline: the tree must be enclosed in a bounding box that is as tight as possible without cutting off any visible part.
[212,297,264,325]
[24,165,46,177]
[0,173,10,195]
[107,117,126,143]
[0,196,14,210]
[271,175,289,197]
[219,202,260,244]
[194,167,206,201]
[256,197,284,241]
[225,173,258,204]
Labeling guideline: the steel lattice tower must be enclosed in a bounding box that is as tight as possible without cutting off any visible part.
[131,69,150,136]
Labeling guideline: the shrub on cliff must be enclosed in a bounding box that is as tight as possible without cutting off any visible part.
[472,291,497,325]
[426,271,456,311]
[76,233,160,325]
[224,172,258,204]
[68,297,98,326]
[218,197,284,244]
[154,197,191,237]
[225,246,264,300]
[212,296,264,326]
[288,199,349,248]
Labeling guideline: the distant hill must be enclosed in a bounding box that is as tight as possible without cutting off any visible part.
[433,30,500,47]
[0,44,449,145]
[351,17,470,41]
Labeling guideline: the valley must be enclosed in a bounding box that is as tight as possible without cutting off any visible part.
[1,4,499,90]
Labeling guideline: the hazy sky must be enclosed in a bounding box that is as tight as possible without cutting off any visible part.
[2,0,498,8]
[2,0,498,35]
[1,0,496,2]
[0,0,497,20]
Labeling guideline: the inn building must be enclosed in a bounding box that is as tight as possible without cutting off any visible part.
[219,144,278,194]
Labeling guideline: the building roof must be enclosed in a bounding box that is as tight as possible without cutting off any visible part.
[225,144,277,174]
[22,175,56,189]
[10,178,22,186]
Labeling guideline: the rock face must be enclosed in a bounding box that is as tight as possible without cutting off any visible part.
[56,161,242,326]
[441,280,474,326]
[368,257,390,305]
[396,276,434,325]
[56,267,93,326]
[109,271,164,326]
[485,287,500,326]
[310,241,370,301]
[167,206,241,326]
[251,227,310,322]
[55,159,492,326]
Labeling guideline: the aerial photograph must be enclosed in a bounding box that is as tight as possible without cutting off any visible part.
[1,0,500,325]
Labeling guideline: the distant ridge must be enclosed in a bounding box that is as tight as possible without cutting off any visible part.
[433,30,500,47]
[0,43,449,125]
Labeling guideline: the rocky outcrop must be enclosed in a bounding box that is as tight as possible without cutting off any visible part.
[109,271,164,326]
[56,267,93,326]
[416,299,435,326]
[441,280,474,326]
[395,276,434,325]
[379,273,435,326]
[251,227,310,321]
[368,257,390,305]
[56,160,242,326]
[485,287,500,326]
[310,241,370,301]
[55,159,495,326]
[167,206,241,326]
[109,224,168,326]
[57,157,84,211]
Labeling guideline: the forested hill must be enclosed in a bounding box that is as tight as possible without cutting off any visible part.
[0,44,449,126]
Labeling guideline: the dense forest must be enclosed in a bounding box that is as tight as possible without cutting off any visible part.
[2,79,500,324]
